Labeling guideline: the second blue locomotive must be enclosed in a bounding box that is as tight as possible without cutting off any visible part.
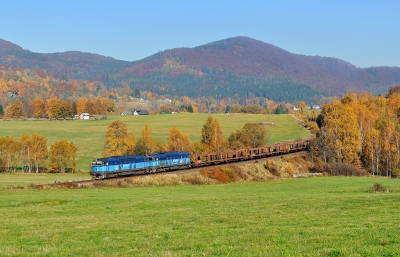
[90,152,191,179]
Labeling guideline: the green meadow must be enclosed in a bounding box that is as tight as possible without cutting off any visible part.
[0,113,312,171]
[1,177,400,256]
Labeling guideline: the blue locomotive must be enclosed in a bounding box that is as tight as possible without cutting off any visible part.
[90,151,191,179]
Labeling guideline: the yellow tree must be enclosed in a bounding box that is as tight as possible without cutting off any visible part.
[77,97,88,114]
[125,133,137,155]
[45,97,62,118]
[167,126,190,151]
[31,133,48,173]
[140,124,155,155]
[123,84,133,98]
[210,117,225,152]
[0,136,20,172]
[49,140,77,173]
[19,134,33,173]
[32,98,45,118]
[103,120,129,157]
[321,100,361,167]
[296,101,307,118]
[352,99,378,158]
[363,128,382,175]
[154,141,168,153]
[380,121,398,177]
[10,99,24,118]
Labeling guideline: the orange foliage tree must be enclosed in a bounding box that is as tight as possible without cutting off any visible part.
[167,126,190,151]
[49,140,77,173]
[135,124,155,155]
[102,120,131,157]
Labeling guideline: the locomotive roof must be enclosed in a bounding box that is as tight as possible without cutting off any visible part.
[93,152,190,162]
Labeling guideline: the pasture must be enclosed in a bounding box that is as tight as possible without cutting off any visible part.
[0,113,312,171]
[1,177,400,256]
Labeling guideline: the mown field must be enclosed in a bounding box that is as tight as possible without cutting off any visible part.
[0,113,312,171]
[1,177,400,256]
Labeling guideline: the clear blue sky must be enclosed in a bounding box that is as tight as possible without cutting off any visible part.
[1,0,399,68]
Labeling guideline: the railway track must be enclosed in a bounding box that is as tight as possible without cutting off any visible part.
[45,150,308,188]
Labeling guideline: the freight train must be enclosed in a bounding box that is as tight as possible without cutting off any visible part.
[90,140,310,179]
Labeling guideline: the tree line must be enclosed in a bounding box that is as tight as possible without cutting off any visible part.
[102,116,268,159]
[0,116,267,173]
[303,87,400,177]
[3,97,115,119]
[0,67,315,118]
[0,133,76,173]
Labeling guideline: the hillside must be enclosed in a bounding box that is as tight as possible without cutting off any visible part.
[1,37,400,103]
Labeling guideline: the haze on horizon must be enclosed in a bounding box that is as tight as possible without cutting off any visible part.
[1,0,399,68]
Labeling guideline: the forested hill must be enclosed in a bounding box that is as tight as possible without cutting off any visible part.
[0,38,132,81]
[1,37,400,103]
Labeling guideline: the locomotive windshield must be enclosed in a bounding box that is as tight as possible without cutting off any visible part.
[91,160,103,166]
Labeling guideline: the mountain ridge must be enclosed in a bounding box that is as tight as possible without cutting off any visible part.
[1,36,400,103]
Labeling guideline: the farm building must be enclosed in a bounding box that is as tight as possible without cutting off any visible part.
[134,110,149,115]
[79,113,90,119]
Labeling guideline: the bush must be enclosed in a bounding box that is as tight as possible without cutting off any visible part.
[369,183,388,193]
[285,163,294,174]
[264,160,279,176]
[200,166,237,183]
[182,173,212,185]
[312,159,367,177]
[311,158,331,173]
[329,163,367,176]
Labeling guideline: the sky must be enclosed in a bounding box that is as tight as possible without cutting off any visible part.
[1,0,399,68]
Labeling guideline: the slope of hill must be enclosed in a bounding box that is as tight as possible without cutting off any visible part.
[1,37,400,103]
[0,39,132,81]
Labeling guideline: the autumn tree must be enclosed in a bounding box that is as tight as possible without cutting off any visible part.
[296,101,307,117]
[363,128,381,175]
[125,133,137,155]
[10,99,24,118]
[201,116,214,147]
[352,99,378,158]
[228,123,267,149]
[0,136,20,172]
[49,140,77,173]
[20,134,33,173]
[31,133,48,173]
[209,118,226,151]
[32,98,45,118]
[103,120,130,157]
[167,126,190,151]
[154,141,168,153]
[316,100,361,167]
[45,97,61,118]
[77,97,87,114]
[57,101,73,119]
[135,124,155,155]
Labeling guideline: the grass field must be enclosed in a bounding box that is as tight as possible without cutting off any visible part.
[0,173,90,188]
[0,113,312,171]
[1,177,400,256]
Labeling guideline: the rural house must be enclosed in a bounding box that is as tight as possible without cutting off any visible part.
[79,113,90,119]
[134,110,149,115]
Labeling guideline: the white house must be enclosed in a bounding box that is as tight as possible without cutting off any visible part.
[79,113,90,120]
[133,110,149,115]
